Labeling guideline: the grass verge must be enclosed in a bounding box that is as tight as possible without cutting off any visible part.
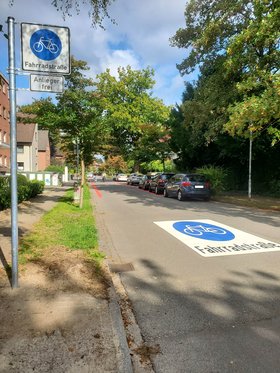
[19,185,105,265]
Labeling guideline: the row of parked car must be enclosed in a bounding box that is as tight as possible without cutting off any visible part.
[114,172,211,201]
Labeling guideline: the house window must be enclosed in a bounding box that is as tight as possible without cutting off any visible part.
[17,162,24,170]
[17,145,24,153]
[3,132,7,143]
[2,83,6,94]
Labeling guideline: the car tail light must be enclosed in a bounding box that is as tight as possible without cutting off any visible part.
[182,181,191,187]
[205,181,210,189]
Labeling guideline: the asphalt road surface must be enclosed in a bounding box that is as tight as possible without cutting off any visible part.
[91,181,280,373]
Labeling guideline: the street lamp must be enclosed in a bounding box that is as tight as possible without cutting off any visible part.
[248,127,253,199]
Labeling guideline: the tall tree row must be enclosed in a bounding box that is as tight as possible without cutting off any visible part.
[169,0,280,191]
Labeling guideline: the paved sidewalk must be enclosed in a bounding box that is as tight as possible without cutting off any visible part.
[0,187,133,373]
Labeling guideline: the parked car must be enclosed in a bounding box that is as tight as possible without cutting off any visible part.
[164,173,211,201]
[127,173,143,185]
[116,173,128,182]
[149,172,175,194]
[138,174,153,190]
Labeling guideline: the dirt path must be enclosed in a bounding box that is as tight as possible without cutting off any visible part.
[0,188,123,373]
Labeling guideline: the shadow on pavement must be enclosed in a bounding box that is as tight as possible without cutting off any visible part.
[0,247,12,285]
[91,182,280,228]
[121,258,280,372]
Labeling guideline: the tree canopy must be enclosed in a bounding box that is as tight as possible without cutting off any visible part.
[169,0,280,190]
[171,0,280,144]
[93,66,171,169]
[21,57,109,167]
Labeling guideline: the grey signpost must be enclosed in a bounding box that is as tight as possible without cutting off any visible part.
[6,18,70,288]
[8,17,19,288]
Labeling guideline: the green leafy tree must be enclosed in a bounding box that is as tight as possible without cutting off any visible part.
[171,0,280,144]
[94,66,171,169]
[21,58,107,168]
[21,57,108,207]
[170,0,252,75]
[225,1,280,144]
[102,155,128,174]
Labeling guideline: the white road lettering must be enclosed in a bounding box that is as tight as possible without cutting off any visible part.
[154,220,280,257]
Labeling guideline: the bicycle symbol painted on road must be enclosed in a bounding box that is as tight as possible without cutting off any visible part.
[30,29,62,61]
[173,221,235,241]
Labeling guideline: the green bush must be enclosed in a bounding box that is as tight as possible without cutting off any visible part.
[195,165,228,195]
[0,175,45,210]
[0,176,10,210]
[29,180,45,197]
[18,185,31,203]
[17,173,29,187]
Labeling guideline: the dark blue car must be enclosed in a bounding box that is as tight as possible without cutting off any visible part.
[164,173,211,201]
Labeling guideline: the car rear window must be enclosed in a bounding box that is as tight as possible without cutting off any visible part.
[161,174,174,180]
[185,175,206,182]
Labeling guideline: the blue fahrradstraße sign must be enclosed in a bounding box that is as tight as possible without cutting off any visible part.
[21,22,70,74]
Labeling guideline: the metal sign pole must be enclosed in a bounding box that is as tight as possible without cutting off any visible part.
[8,16,19,288]
[248,129,252,200]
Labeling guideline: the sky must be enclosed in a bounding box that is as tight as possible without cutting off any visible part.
[0,0,194,107]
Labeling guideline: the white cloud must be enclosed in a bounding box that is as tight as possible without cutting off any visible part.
[100,49,141,76]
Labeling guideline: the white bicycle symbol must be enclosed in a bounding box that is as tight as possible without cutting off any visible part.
[183,224,227,236]
[33,37,59,54]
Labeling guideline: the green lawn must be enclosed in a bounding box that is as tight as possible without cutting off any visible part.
[20,186,105,264]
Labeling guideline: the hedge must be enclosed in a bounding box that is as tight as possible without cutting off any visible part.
[195,165,228,195]
[0,175,44,211]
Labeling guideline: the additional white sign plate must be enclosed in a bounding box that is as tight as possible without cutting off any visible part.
[154,219,280,257]
[21,22,70,74]
[30,74,64,93]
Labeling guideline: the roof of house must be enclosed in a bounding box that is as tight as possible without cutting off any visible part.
[17,122,36,143]
[38,130,49,151]
[0,165,10,173]
[0,72,9,85]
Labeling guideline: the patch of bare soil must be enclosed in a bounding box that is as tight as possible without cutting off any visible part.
[0,248,119,373]
[213,194,280,212]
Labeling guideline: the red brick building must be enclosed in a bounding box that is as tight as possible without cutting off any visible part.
[0,73,10,174]
[38,130,51,171]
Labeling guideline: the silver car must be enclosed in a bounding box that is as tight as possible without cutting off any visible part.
[127,173,143,185]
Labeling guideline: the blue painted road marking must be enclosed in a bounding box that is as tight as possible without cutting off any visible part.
[30,29,62,61]
[173,221,235,241]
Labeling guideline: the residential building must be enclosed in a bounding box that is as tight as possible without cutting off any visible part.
[17,122,38,172]
[38,130,51,170]
[0,72,10,174]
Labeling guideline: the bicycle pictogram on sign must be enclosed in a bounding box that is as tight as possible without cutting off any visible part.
[30,29,62,61]
[173,221,235,241]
